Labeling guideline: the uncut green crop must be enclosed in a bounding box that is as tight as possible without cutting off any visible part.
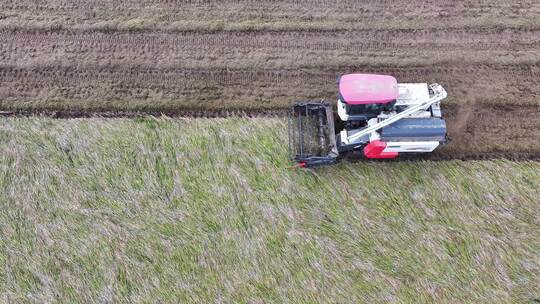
[0,117,539,303]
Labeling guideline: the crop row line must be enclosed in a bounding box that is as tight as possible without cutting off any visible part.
[1,30,538,53]
[0,0,523,12]
[1,65,538,86]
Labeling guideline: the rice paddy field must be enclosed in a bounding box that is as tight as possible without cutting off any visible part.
[1,0,539,303]
[1,118,539,303]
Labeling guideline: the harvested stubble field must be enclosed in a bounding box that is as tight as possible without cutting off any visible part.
[1,0,540,112]
[1,117,539,302]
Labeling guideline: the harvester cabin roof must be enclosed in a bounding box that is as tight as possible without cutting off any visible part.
[339,74,399,105]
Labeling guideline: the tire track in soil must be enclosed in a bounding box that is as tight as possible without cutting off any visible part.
[1,0,537,23]
[434,103,540,161]
[446,94,478,139]
[1,64,538,109]
[1,64,538,85]
[1,29,538,71]
[2,28,539,53]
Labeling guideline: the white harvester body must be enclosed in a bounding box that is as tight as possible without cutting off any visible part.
[288,74,449,167]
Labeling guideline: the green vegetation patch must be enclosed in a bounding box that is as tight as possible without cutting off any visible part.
[0,117,538,303]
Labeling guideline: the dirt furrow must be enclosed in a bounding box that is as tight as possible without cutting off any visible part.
[1,0,536,18]
[1,64,538,84]
[2,30,537,72]
[1,0,539,33]
[0,64,538,112]
[433,103,540,161]
[1,29,538,53]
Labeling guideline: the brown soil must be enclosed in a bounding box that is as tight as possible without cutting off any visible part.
[434,103,540,160]
[1,0,539,31]
[0,64,539,112]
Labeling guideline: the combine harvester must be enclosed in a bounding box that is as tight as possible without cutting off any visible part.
[288,74,448,167]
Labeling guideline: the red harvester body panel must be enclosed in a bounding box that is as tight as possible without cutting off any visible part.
[363,141,399,159]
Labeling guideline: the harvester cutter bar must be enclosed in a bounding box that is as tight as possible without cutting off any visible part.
[288,102,339,167]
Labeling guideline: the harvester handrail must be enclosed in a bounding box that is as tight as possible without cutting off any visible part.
[343,83,447,144]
